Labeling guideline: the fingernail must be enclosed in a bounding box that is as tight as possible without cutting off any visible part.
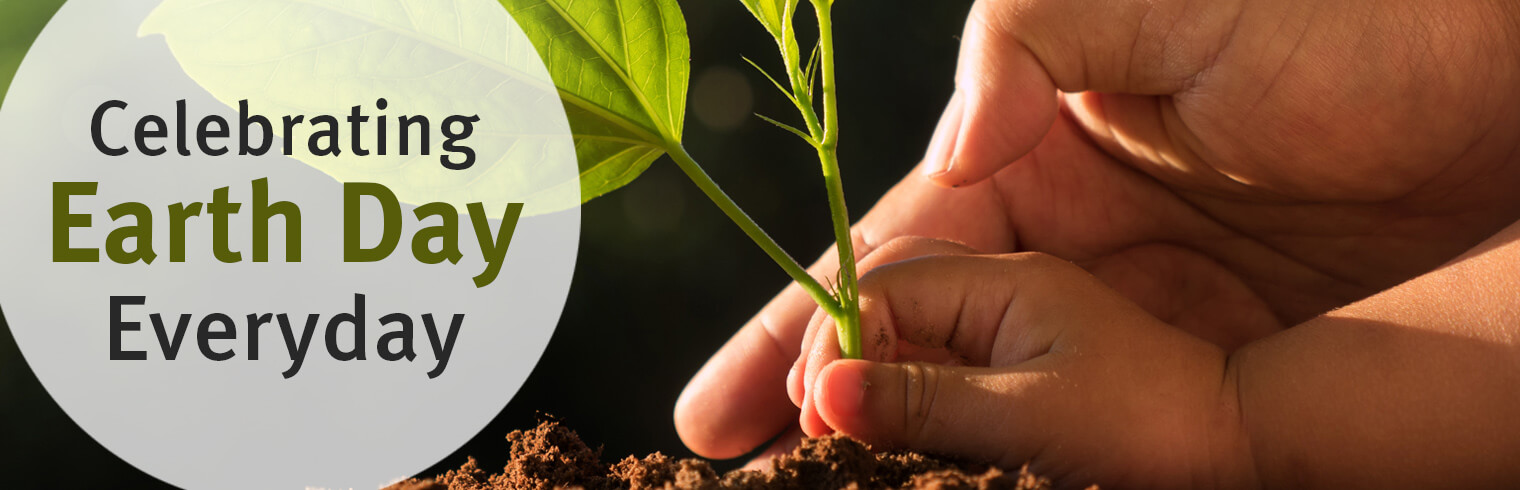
[799,394,833,436]
[787,364,803,408]
[818,362,867,424]
[923,90,966,180]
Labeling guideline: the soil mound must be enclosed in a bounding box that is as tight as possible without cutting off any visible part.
[387,421,1086,490]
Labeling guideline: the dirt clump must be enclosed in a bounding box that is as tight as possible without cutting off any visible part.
[387,421,1082,490]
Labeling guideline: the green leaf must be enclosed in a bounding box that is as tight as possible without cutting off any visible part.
[739,0,798,45]
[499,0,690,201]
[804,40,821,99]
[754,113,813,144]
[0,0,64,111]
[741,56,797,106]
[140,0,584,215]
[739,0,803,73]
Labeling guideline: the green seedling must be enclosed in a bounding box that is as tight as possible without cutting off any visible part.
[498,0,863,359]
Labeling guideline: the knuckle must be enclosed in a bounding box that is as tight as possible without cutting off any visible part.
[863,237,976,274]
[755,311,802,361]
[849,228,875,257]
[864,236,942,266]
[875,235,931,254]
[856,237,920,271]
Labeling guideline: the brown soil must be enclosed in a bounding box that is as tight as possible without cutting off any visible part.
[387,421,1086,490]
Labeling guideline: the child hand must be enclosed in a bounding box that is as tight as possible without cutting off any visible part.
[791,242,1253,488]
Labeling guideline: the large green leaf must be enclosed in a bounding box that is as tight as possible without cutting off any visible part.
[499,0,690,201]
[141,0,583,214]
[0,0,65,111]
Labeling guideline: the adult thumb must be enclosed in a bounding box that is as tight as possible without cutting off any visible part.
[920,27,1057,189]
[812,359,1051,465]
[922,0,1239,188]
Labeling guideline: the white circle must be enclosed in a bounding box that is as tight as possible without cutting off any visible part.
[0,1,579,488]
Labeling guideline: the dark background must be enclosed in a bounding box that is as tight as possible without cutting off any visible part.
[0,1,973,487]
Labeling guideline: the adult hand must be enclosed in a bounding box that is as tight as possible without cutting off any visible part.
[676,0,1520,461]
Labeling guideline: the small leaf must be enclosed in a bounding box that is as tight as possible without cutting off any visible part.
[804,41,822,99]
[500,0,690,201]
[754,113,814,144]
[741,56,798,106]
[739,0,803,74]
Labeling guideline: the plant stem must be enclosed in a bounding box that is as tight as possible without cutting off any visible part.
[818,147,861,359]
[812,0,862,360]
[787,70,823,141]
[666,143,843,319]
